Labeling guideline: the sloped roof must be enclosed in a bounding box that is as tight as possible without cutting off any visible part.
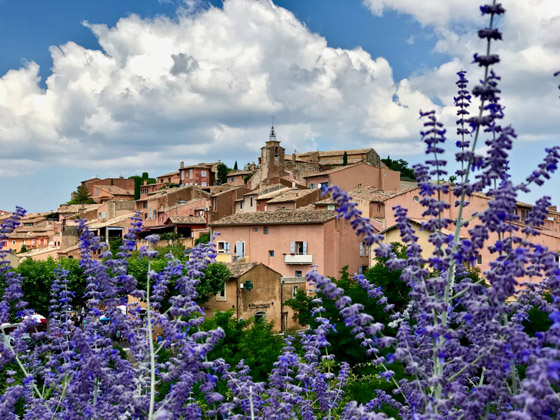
[227,170,254,176]
[303,163,363,178]
[158,171,180,178]
[256,187,291,201]
[166,216,207,225]
[58,204,102,214]
[96,185,134,195]
[266,188,316,204]
[210,209,337,226]
[225,262,283,279]
[86,213,136,229]
[226,262,258,278]
[297,148,374,158]
[348,185,395,202]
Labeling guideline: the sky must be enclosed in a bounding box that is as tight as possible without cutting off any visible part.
[0,0,559,212]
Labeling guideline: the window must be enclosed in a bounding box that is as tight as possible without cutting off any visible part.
[413,196,419,202]
[189,169,193,178]
[240,201,244,210]
[476,255,482,265]
[310,183,315,189]
[327,204,335,210]
[274,146,279,157]
[255,311,266,321]
[142,202,147,209]
[377,204,381,212]
[263,227,269,234]
[217,241,230,253]
[230,177,235,183]
[250,197,253,206]
[295,270,303,277]
[234,241,245,260]
[201,170,207,177]
[359,266,369,274]
[181,171,184,181]
[292,285,299,298]
[153,210,157,219]
[269,250,274,257]
[360,242,369,257]
[291,241,307,255]
[253,227,259,232]
[202,182,207,187]
[12,240,16,245]
[94,189,98,196]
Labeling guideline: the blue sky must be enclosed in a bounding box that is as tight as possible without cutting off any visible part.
[0,0,558,212]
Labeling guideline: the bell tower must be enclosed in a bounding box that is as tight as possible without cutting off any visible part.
[260,124,285,180]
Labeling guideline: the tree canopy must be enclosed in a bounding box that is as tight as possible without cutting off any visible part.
[67,185,94,205]
[381,156,416,180]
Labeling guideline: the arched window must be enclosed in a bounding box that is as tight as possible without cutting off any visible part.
[254,311,266,321]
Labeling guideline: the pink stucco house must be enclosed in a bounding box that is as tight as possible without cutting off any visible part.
[303,162,400,192]
[209,209,370,279]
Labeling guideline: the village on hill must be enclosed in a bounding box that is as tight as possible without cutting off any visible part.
[3,126,560,331]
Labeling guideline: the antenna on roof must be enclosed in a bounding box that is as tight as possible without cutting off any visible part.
[270,115,276,141]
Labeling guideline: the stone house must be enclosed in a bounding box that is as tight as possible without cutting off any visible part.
[81,177,135,198]
[179,163,215,187]
[92,185,135,204]
[135,186,210,226]
[204,262,304,331]
[157,171,181,186]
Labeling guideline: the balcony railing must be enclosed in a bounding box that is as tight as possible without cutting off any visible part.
[284,254,313,265]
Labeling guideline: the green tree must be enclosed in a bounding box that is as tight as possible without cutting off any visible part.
[233,161,238,170]
[285,245,411,366]
[67,185,94,205]
[202,310,284,382]
[381,156,416,181]
[129,175,142,200]
[13,257,87,316]
[343,151,348,166]
[195,233,210,245]
[198,263,230,304]
[126,249,226,306]
[215,163,230,185]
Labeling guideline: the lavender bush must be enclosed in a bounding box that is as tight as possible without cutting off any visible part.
[1,1,560,418]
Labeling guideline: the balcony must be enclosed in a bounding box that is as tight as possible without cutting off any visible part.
[284,254,313,265]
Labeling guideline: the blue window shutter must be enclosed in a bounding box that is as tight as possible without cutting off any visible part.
[290,241,295,253]
[303,241,307,255]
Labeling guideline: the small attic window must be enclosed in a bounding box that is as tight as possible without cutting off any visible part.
[413,196,419,202]
[274,146,279,157]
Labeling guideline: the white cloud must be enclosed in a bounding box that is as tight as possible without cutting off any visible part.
[0,0,436,179]
[363,0,560,148]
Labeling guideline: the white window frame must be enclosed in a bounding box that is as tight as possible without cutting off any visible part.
[217,241,230,253]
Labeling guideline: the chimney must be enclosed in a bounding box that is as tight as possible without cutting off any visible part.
[180,161,184,169]
[143,180,147,186]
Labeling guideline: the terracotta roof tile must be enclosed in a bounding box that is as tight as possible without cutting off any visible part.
[266,188,316,204]
[96,185,134,195]
[210,209,337,226]
[303,163,363,178]
[167,216,207,225]
[226,262,258,278]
